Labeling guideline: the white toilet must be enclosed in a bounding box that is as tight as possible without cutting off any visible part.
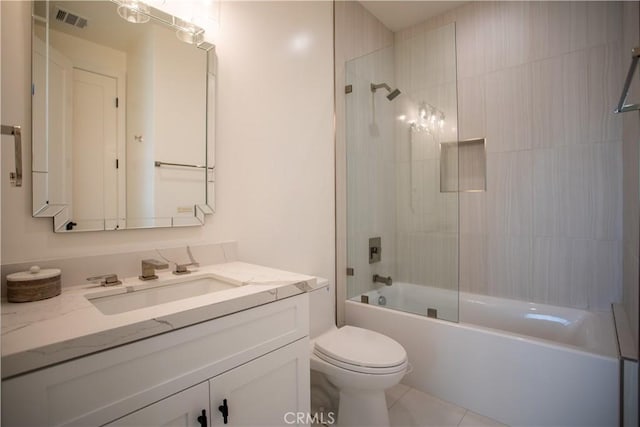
[309,279,408,427]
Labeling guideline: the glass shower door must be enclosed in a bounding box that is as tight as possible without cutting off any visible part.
[345,23,459,322]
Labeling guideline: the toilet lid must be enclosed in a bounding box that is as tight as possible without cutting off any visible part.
[314,326,407,369]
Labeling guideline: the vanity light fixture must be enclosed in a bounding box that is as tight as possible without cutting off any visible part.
[111,0,212,50]
[410,102,445,135]
[117,0,151,24]
[174,17,205,45]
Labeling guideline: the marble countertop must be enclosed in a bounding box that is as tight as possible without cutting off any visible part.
[1,262,317,379]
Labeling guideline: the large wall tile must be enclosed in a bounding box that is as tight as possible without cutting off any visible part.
[455,1,488,79]
[562,49,590,146]
[564,145,595,238]
[460,192,486,236]
[457,75,486,141]
[460,233,488,294]
[486,151,533,237]
[527,1,550,62]
[531,56,565,149]
[590,239,622,310]
[587,44,622,144]
[532,237,572,306]
[591,142,623,241]
[533,148,570,238]
[548,2,588,57]
[485,64,533,152]
[586,1,623,48]
[487,234,533,301]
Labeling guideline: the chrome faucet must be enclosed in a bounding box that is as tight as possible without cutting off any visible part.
[373,274,393,286]
[139,259,169,281]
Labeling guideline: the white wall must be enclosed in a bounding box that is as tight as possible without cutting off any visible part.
[0,2,334,285]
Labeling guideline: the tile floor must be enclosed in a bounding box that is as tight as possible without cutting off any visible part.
[385,384,507,427]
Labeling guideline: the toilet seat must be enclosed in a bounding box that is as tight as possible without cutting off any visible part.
[313,326,407,374]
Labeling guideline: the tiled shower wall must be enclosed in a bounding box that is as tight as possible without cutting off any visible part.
[397,1,624,310]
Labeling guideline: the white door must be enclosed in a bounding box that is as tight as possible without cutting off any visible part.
[104,382,210,427]
[209,339,310,427]
[72,68,119,227]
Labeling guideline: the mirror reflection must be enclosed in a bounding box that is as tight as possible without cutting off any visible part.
[32,0,215,232]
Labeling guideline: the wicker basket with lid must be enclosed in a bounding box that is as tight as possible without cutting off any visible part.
[7,266,61,302]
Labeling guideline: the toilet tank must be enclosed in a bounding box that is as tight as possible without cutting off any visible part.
[309,278,333,339]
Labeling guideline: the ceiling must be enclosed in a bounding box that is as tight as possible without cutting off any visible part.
[359,1,466,32]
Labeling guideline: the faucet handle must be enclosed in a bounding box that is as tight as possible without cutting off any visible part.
[173,261,200,275]
[87,274,122,287]
[172,246,200,275]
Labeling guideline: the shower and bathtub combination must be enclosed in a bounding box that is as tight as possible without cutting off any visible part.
[339,9,627,427]
[346,284,618,426]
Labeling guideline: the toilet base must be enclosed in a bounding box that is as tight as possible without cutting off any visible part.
[337,389,390,427]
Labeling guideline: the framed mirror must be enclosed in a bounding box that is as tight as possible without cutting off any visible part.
[31,0,215,232]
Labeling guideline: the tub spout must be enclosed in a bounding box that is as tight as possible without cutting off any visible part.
[373,274,393,286]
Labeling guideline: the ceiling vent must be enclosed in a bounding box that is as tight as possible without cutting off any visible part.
[54,7,88,29]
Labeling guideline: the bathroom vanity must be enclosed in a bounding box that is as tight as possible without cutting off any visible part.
[1,262,315,426]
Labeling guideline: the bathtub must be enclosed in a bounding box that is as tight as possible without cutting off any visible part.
[346,282,619,427]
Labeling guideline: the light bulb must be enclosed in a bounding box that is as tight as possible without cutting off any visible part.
[117,0,150,24]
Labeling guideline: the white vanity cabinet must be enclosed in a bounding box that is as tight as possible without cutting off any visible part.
[106,340,308,427]
[2,294,310,427]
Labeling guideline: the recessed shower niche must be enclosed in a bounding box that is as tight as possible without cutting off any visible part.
[440,138,487,193]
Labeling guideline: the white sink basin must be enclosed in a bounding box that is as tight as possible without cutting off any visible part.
[87,275,239,315]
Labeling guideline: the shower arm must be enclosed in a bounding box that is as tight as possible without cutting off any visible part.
[370,83,401,100]
[371,83,392,93]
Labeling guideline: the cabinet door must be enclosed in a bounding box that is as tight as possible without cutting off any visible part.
[105,382,209,427]
[209,338,310,427]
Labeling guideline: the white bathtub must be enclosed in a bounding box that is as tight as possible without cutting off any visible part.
[346,282,619,427]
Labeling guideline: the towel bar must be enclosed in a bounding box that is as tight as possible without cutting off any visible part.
[1,125,22,187]
[614,47,640,114]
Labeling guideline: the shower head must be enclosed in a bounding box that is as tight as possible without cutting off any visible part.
[387,88,401,100]
[371,82,401,101]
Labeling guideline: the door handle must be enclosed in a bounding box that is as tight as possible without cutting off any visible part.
[218,398,229,424]
[197,409,207,427]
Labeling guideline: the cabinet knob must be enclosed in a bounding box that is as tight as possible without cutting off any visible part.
[218,399,229,424]
[197,409,207,427]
